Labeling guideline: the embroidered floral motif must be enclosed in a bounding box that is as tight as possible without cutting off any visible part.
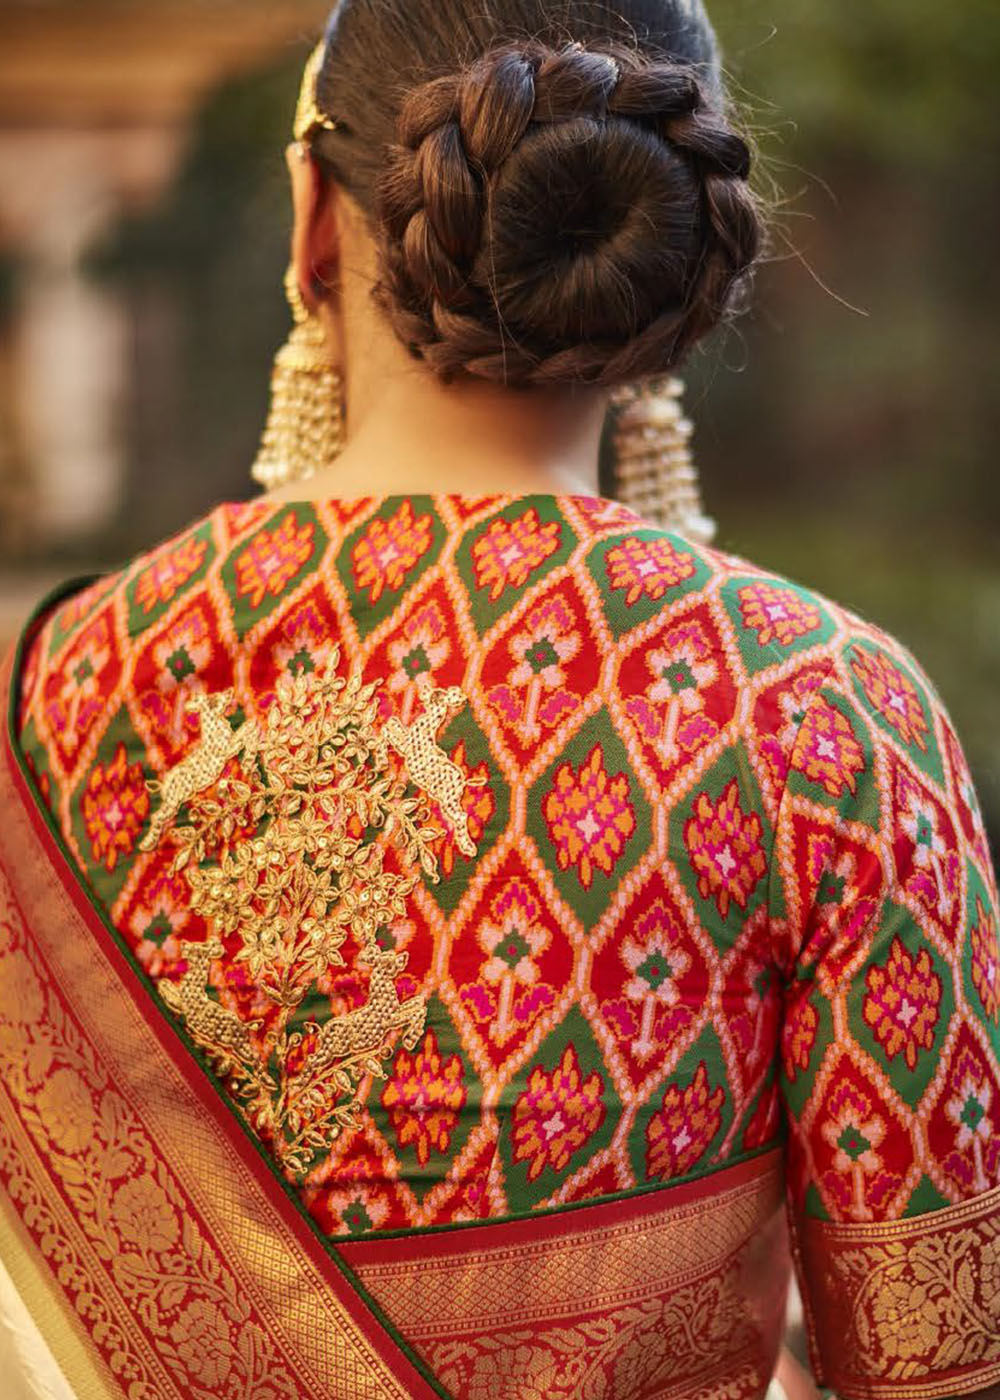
[606,536,697,606]
[487,595,582,743]
[235,512,316,610]
[381,1026,466,1166]
[142,656,478,1177]
[352,501,434,604]
[971,897,1000,1023]
[134,535,208,615]
[81,744,151,873]
[472,509,561,601]
[863,937,941,1070]
[850,645,929,751]
[543,746,636,889]
[512,1043,605,1182]
[738,582,823,648]
[684,781,766,919]
[646,1063,724,1179]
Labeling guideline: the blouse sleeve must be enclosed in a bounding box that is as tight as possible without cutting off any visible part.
[774,626,1000,1399]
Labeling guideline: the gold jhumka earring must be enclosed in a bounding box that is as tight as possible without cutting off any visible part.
[608,377,717,544]
[251,43,345,493]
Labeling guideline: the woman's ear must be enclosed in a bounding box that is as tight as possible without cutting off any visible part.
[286,142,341,313]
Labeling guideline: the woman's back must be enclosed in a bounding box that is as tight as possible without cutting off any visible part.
[15,490,1000,1395]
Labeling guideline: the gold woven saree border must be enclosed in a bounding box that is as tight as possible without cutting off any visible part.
[796,1186,1000,1400]
[346,1152,790,1399]
[0,649,439,1400]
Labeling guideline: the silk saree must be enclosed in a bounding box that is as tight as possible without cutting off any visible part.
[3,492,1000,1399]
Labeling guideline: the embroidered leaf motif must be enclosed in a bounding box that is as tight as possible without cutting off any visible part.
[143,651,478,1177]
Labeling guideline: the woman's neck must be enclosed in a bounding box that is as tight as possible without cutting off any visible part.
[267,330,609,504]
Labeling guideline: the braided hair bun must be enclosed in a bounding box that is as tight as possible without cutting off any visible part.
[372,43,760,386]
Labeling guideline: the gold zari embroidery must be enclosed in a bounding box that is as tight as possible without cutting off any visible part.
[798,1194,1000,1398]
[144,657,478,1176]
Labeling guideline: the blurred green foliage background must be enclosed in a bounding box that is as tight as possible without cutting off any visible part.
[88,0,1000,851]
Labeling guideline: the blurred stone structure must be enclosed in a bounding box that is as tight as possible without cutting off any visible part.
[0,0,327,560]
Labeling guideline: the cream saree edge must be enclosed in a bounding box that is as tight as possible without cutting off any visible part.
[0,642,444,1400]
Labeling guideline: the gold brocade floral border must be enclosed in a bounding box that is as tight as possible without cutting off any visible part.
[345,1154,790,1400]
[796,1191,1000,1400]
[0,655,436,1400]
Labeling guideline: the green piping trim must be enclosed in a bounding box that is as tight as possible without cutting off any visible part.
[6,594,451,1400]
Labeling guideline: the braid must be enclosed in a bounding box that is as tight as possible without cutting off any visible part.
[373,42,761,387]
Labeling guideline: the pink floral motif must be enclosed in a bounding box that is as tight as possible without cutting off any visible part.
[850,646,929,752]
[81,744,150,873]
[645,1063,724,1179]
[472,509,561,602]
[133,535,208,615]
[511,1043,605,1182]
[478,879,552,1044]
[945,1059,996,1194]
[139,606,215,751]
[970,897,1000,1024]
[625,620,718,762]
[606,536,697,606]
[820,1080,889,1222]
[235,513,316,609]
[353,501,434,604]
[863,937,941,1071]
[897,774,959,925]
[738,582,823,647]
[791,697,866,798]
[387,601,451,723]
[271,599,339,681]
[543,746,636,890]
[617,902,691,1062]
[381,1027,466,1167]
[684,780,767,919]
[487,595,582,743]
[45,613,116,758]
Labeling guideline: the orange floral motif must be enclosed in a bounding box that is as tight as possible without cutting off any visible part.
[606,536,697,606]
[382,1027,466,1166]
[646,1062,724,1179]
[511,1043,605,1181]
[783,996,819,1079]
[791,698,866,798]
[134,535,208,615]
[472,509,561,602]
[738,582,823,647]
[863,937,942,1070]
[543,746,636,890]
[971,897,1000,1023]
[684,781,766,919]
[235,513,316,609]
[352,501,434,604]
[850,645,929,751]
[81,744,151,873]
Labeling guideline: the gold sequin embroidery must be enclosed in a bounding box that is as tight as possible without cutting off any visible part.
[143,655,479,1177]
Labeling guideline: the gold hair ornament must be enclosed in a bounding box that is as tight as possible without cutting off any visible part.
[251,40,344,493]
[609,377,717,544]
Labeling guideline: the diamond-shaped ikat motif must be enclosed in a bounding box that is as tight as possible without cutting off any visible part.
[889,754,963,949]
[131,594,234,768]
[447,845,576,1079]
[365,575,469,725]
[591,868,711,1094]
[722,575,835,676]
[926,1019,1000,1199]
[455,498,578,635]
[247,579,344,705]
[480,577,600,768]
[41,605,122,778]
[615,602,738,787]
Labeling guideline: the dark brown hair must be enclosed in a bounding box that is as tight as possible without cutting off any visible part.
[310,1,761,387]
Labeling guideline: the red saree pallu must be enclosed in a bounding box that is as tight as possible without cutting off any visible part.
[0,641,790,1399]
